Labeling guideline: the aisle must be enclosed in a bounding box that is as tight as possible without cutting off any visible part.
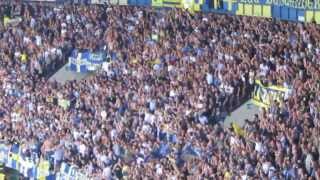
[49,64,94,84]
[223,99,260,128]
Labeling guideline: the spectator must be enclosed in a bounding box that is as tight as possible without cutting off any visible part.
[0,3,319,179]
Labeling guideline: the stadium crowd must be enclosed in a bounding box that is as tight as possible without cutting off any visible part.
[0,2,320,179]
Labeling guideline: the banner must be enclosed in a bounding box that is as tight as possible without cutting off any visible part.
[0,143,87,180]
[152,0,163,6]
[163,0,182,7]
[252,80,290,108]
[151,0,203,11]
[68,49,106,73]
[58,163,87,180]
[3,17,23,27]
[0,145,9,165]
[91,0,128,5]
[233,0,320,10]
[37,160,50,179]
[91,0,108,4]
[23,0,57,2]
[18,158,35,178]
[89,52,106,64]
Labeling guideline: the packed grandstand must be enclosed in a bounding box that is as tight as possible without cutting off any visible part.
[0,1,319,180]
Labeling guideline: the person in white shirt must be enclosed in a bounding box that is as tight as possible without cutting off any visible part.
[102,166,112,180]
[78,142,87,157]
[206,72,213,85]
[259,62,269,77]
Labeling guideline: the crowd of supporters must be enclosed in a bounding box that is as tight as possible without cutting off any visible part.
[0,2,320,179]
